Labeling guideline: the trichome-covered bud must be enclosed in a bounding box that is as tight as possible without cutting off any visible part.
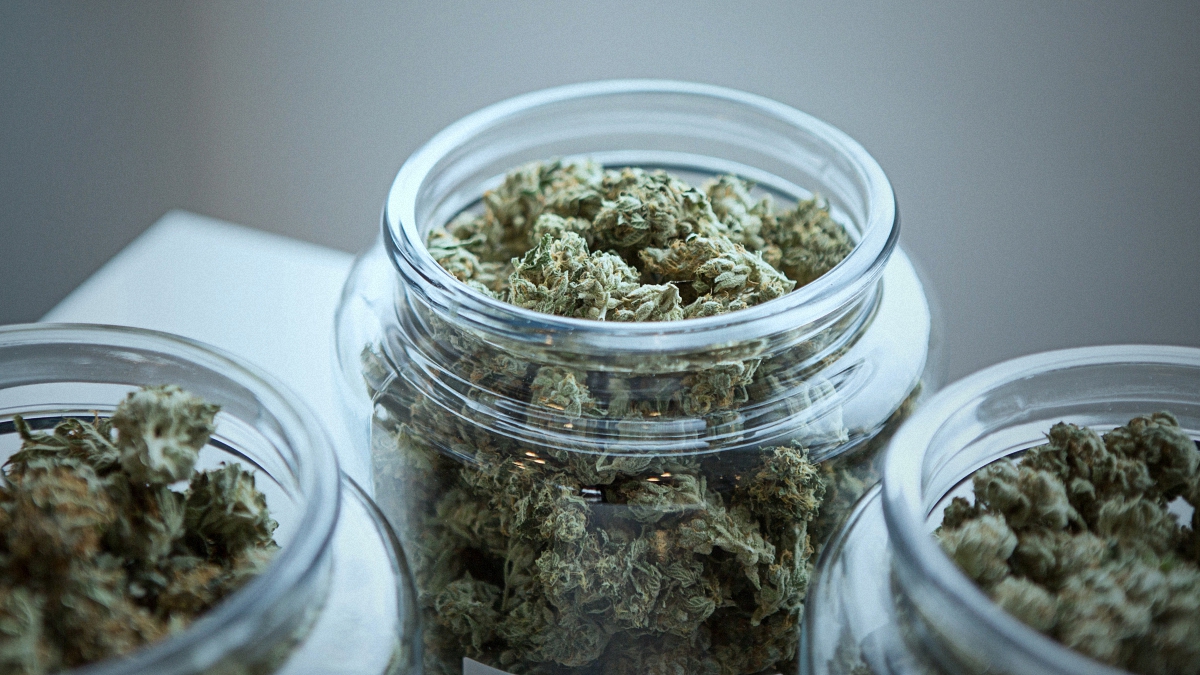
[185,463,277,559]
[508,233,641,320]
[937,513,1017,585]
[760,194,854,285]
[111,384,219,485]
[640,235,795,318]
[590,167,722,250]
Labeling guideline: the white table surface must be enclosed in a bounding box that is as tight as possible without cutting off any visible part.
[41,210,367,484]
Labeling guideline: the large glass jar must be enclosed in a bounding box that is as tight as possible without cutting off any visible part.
[801,345,1200,675]
[0,323,420,675]
[335,80,937,675]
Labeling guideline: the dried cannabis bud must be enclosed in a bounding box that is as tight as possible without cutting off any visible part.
[0,385,278,674]
[937,412,1200,675]
[367,159,907,675]
[426,159,852,319]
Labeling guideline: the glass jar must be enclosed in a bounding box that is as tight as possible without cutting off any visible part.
[335,80,937,675]
[801,345,1200,675]
[0,323,420,675]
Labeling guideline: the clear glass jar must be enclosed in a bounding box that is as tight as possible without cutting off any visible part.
[0,323,420,675]
[801,345,1200,675]
[335,80,937,675]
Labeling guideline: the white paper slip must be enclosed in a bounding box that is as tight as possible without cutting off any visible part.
[464,658,514,675]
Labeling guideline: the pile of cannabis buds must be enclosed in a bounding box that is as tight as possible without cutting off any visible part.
[428,159,852,320]
[939,412,1200,675]
[386,159,864,675]
[0,386,277,675]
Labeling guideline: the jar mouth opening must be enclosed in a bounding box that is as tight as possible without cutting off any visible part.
[882,344,1200,675]
[0,323,341,675]
[385,79,898,354]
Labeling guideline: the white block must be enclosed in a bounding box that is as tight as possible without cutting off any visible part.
[42,210,367,484]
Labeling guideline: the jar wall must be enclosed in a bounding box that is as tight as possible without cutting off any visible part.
[802,346,1200,675]
[336,81,937,675]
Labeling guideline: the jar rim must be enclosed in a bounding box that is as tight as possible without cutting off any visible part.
[882,344,1200,675]
[0,323,341,675]
[384,79,898,354]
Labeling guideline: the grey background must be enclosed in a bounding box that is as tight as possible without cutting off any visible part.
[2,1,1198,381]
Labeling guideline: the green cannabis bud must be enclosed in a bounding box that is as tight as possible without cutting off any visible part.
[365,159,910,675]
[0,385,278,674]
[937,412,1200,675]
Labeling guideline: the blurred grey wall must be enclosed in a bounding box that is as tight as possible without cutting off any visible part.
[2,1,1198,381]
[2,3,196,327]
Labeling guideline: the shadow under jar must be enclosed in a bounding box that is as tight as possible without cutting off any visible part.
[800,345,1200,675]
[0,323,421,675]
[335,80,937,675]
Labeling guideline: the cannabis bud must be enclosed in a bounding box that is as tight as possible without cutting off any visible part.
[937,412,1200,675]
[0,385,278,674]
[112,385,219,484]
